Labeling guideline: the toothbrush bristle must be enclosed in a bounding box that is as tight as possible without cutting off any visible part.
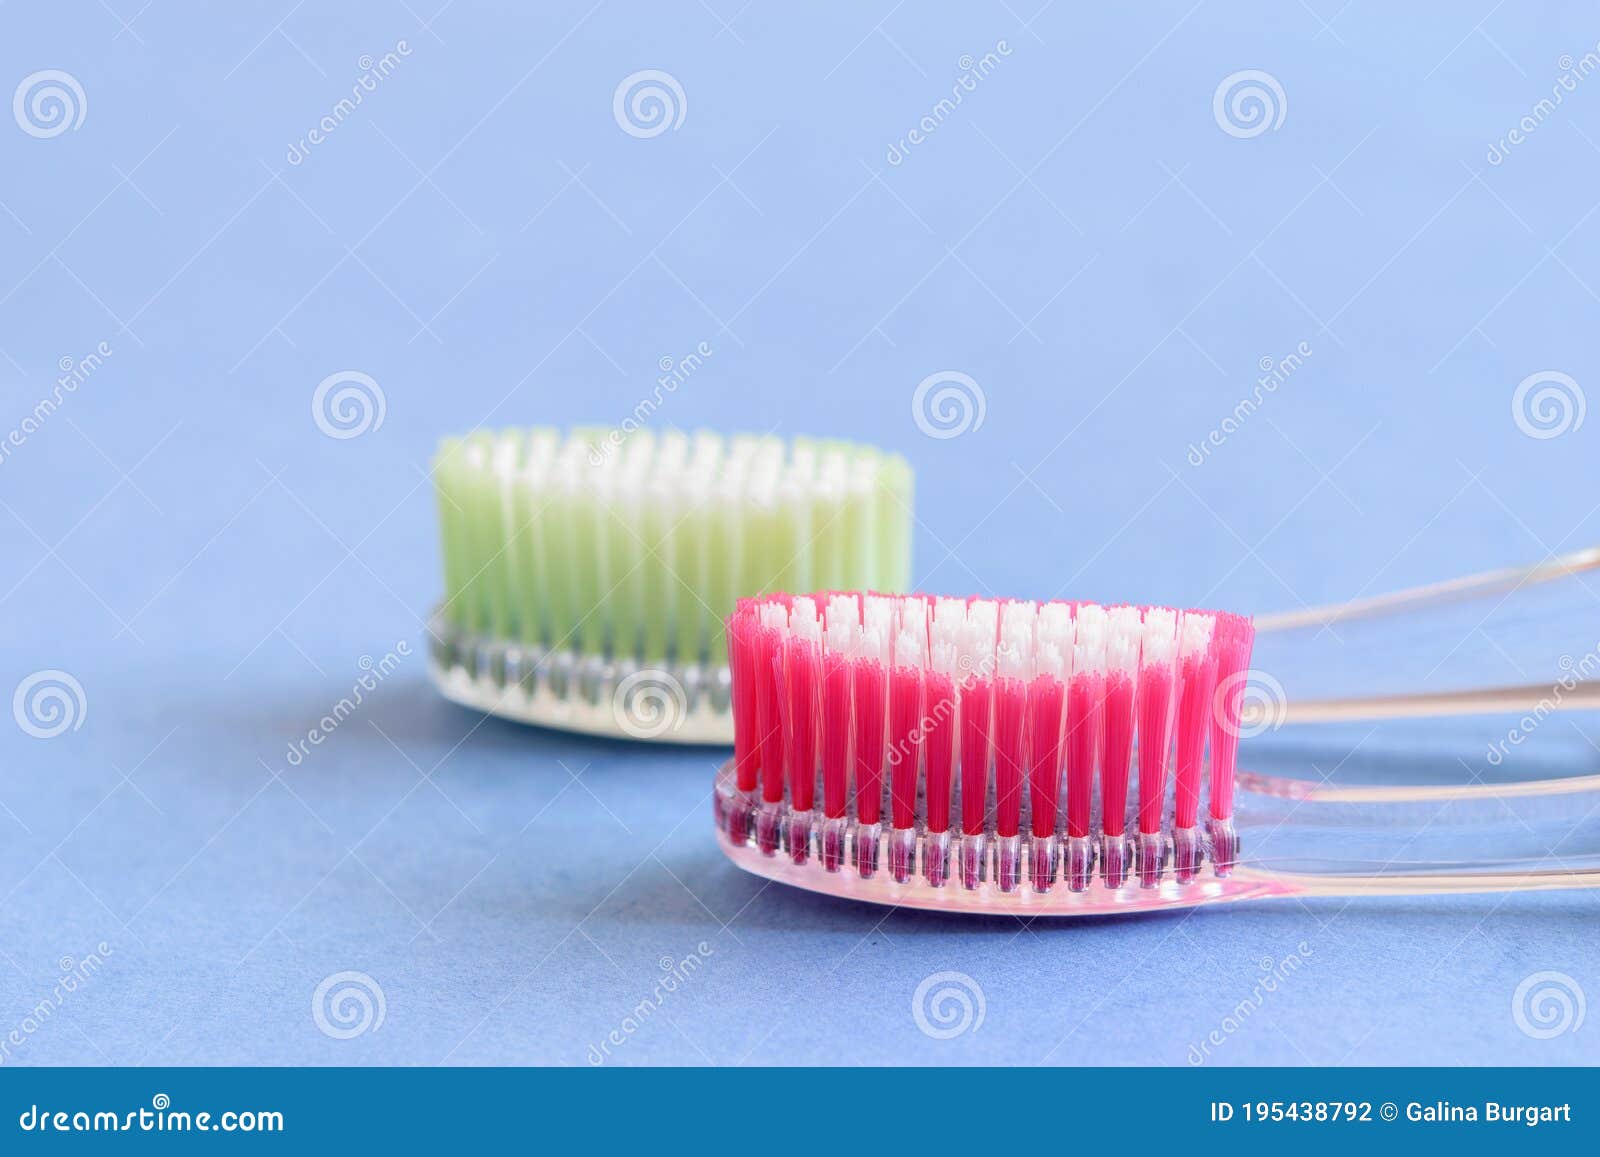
[851,623,888,834]
[781,606,821,827]
[1172,612,1218,834]
[923,619,960,840]
[1132,608,1179,843]
[1207,612,1255,823]
[727,612,760,793]
[725,591,1255,891]
[1099,606,1141,857]
[1028,607,1071,845]
[887,631,925,869]
[1064,604,1106,844]
[992,603,1035,852]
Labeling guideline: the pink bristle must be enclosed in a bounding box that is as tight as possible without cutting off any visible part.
[887,629,924,831]
[1170,611,1217,833]
[1026,683,1065,838]
[753,616,786,808]
[1099,606,1142,840]
[782,600,821,816]
[850,613,888,827]
[958,679,993,834]
[1207,613,1256,823]
[957,601,997,839]
[1099,681,1135,829]
[820,603,856,822]
[1130,608,1178,839]
[1027,607,1068,893]
[991,691,1027,846]
[820,651,850,814]
[923,600,964,839]
[1064,605,1106,841]
[991,604,1034,841]
[924,668,956,834]
[1026,620,1067,840]
[852,664,886,825]
[727,610,760,794]
[753,626,788,855]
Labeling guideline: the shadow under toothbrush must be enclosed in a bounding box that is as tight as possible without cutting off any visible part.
[253,675,732,764]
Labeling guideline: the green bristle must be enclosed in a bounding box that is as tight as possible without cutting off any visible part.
[490,431,527,640]
[602,467,641,658]
[511,428,558,645]
[863,448,901,590]
[700,490,735,664]
[746,497,782,596]
[542,471,580,650]
[460,432,503,635]
[569,478,607,654]
[848,445,883,589]
[881,452,915,591]
[638,485,671,663]
[510,476,541,645]
[570,424,613,465]
[488,434,522,639]
[776,485,811,596]
[430,426,914,667]
[811,441,851,591]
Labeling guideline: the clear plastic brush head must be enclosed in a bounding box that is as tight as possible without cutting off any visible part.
[712,760,1600,914]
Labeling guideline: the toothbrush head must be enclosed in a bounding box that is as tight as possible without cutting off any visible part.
[718,591,1257,913]
[428,429,913,742]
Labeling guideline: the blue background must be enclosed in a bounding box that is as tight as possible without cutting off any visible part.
[2,1,1598,1065]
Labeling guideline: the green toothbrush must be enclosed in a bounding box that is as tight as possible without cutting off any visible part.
[429,426,913,742]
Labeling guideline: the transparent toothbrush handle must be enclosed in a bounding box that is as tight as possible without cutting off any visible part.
[1252,542,1600,725]
[711,761,1600,914]
[1231,769,1600,898]
[1263,679,1600,725]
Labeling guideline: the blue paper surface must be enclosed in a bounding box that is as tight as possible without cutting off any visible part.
[1,2,1597,1066]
